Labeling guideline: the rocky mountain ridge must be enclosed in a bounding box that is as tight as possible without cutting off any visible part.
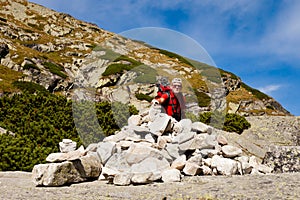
[0,0,291,116]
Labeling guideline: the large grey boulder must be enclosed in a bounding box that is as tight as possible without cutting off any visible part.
[96,141,117,164]
[165,143,180,160]
[32,161,86,186]
[187,134,218,151]
[192,121,212,133]
[130,157,170,183]
[173,131,195,151]
[104,151,130,172]
[32,152,102,186]
[75,152,102,178]
[178,118,193,133]
[125,143,165,165]
[148,113,171,136]
[221,145,243,158]
[211,155,239,176]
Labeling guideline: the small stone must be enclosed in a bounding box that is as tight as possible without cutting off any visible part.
[100,167,119,180]
[203,158,212,167]
[46,146,86,162]
[187,154,202,166]
[128,115,142,126]
[200,165,213,175]
[221,145,243,158]
[113,173,132,186]
[171,155,186,170]
[157,136,168,149]
[162,169,181,182]
[59,139,77,153]
[131,172,152,184]
[191,121,211,133]
[217,134,228,145]
[183,162,201,176]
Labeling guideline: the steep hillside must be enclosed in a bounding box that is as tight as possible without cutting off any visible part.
[0,0,291,116]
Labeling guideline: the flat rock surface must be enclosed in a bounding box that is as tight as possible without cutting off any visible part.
[0,171,299,199]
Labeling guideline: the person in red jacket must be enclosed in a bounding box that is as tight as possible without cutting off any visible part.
[152,78,186,121]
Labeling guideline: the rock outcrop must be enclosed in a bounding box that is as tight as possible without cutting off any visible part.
[263,145,300,173]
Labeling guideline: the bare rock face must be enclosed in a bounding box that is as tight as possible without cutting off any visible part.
[263,145,300,173]
[0,43,9,59]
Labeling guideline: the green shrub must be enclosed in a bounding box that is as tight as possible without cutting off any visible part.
[0,92,138,171]
[223,113,251,134]
[12,81,48,93]
[200,68,222,84]
[102,55,143,77]
[186,111,250,134]
[102,63,133,76]
[156,49,193,66]
[132,64,157,84]
[43,62,67,79]
[241,82,270,100]
[73,101,138,144]
[92,46,120,61]
[135,93,153,102]
[193,89,211,107]
[219,69,239,80]
[114,55,141,66]
[23,63,40,71]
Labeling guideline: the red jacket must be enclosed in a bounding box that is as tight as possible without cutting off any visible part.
[155,90,185,121]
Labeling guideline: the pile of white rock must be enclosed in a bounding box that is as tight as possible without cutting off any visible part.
[32,107,273,186]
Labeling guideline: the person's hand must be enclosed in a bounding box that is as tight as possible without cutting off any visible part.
[151,99,159,105]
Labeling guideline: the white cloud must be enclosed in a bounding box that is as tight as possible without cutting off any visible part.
[258,84,282,95]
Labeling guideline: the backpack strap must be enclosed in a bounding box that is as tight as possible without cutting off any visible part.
[167,90,178,116]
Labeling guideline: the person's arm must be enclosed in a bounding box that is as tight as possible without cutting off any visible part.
[151,93,169,105]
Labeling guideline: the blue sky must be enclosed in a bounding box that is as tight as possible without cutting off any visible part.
[30,0,300,116]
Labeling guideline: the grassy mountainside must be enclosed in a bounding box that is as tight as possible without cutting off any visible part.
[0,0,291,116]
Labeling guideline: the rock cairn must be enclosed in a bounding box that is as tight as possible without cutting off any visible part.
[32,106,274,186]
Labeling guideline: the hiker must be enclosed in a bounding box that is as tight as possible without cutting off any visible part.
[151,78,186,121]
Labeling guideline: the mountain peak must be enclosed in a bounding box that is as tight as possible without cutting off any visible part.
[0,0,291,116]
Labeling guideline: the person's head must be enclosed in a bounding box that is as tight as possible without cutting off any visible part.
[171,78,182,94]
